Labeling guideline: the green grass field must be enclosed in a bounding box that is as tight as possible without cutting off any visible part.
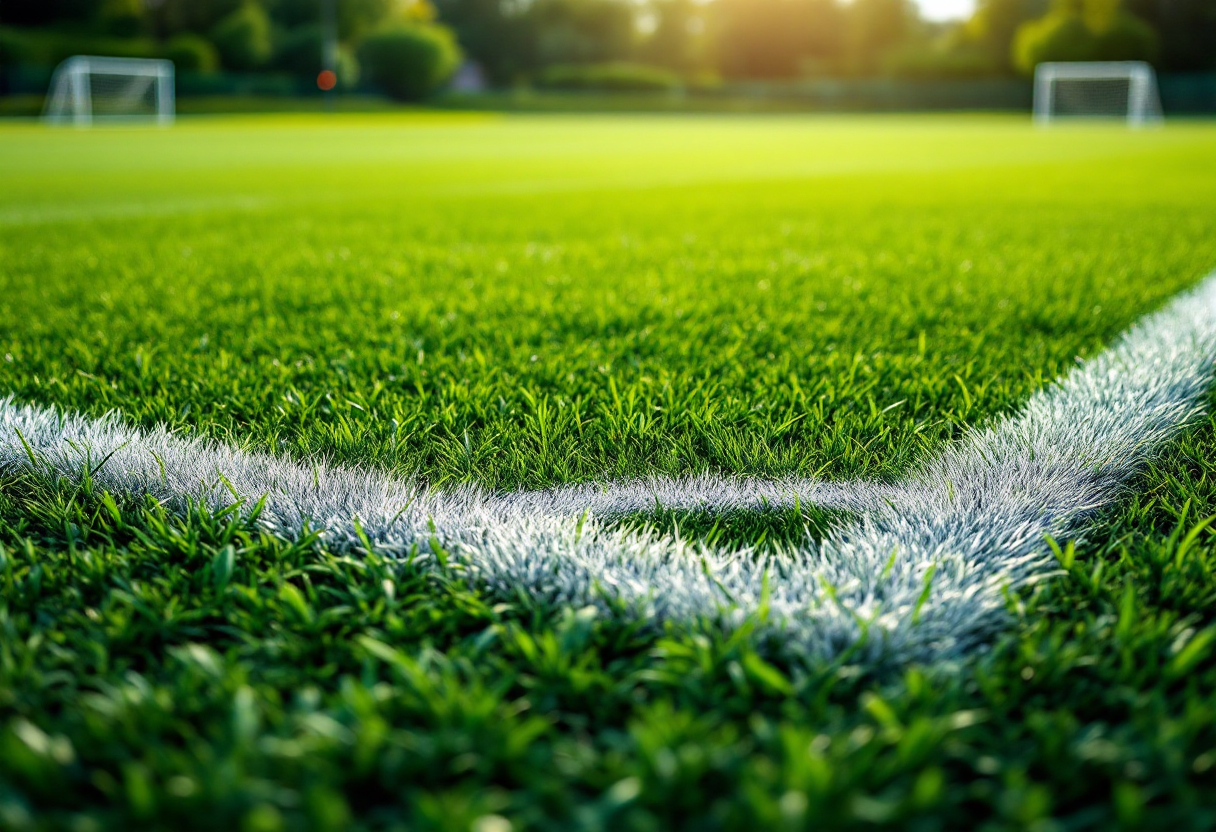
[3,113,1216,831]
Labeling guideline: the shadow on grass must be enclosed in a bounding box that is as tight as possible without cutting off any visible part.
[611,503,849,552]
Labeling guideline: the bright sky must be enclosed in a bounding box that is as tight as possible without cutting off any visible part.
[915,0,977,22]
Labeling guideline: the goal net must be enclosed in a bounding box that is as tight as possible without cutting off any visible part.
[1033,61,1162,126]
[43,56,175,126]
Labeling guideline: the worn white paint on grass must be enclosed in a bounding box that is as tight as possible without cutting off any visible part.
[4,273,1216,663]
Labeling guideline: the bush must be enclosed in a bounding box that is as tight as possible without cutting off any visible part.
[358,23,461,100]
[210,3,273,71]
[535,62,682,92]
[163,34,219,73]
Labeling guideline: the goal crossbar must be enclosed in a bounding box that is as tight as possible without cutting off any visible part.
[43,56,176,126]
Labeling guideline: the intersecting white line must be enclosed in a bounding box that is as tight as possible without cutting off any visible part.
[4,271,1216,664]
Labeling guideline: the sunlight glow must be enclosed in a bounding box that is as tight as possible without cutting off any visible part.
[915,0,976,22]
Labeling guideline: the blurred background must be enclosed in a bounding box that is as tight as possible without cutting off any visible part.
[1,0,1213,115]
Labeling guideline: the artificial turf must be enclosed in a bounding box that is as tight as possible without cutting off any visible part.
[1,113,1216,830]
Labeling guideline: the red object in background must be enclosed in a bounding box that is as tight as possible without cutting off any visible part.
[317,70,337,91]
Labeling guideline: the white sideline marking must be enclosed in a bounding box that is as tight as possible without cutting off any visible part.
[4,272,1216,663]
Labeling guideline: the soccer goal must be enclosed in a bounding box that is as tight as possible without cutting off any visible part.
[43,56,175,126]
[1033,61,1163,126]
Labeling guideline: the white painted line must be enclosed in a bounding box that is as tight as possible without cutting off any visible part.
[4,272,1216,663]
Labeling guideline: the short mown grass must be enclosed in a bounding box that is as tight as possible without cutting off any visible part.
[2,114,1216,830]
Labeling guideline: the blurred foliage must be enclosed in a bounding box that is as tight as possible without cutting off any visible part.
[144,0,246,37]
[428,0,536,83]
[96,0,144,36]
[337,0,437,41]
[1014,0,1158,73]
[274,25,361,87]
[0,0,1210,90]
[883,38,1003,78]
[273,23,329,76]
[163,33,222,72]
[962,0,1051,71]
[714,0,845,79]
[0,0,105,27]
[209,3,274,71]
[1125,0,1216,72]
[637,0,711,75]
[0,25,163,65]
[531,0,636,67]
[845,0,918,74]
[358,22,461,99]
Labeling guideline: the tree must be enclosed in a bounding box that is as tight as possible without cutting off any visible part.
[163,33,221,71]
[844,0,916,74]
[268,0,321,29]
[338,0,437,41]
[274,24,328,75]
[529,0,636,67]
[432,0,538,83]
[963,0,1051,71]
[638,0,710,73]
[97,0,145,35]
[144,0,244,38]
[1124,0,1216,71]
[1014,0,1157,72]
[267,0,434,83]
[210,3,273,70]
[0,0,103,26]
[713,0,846,79]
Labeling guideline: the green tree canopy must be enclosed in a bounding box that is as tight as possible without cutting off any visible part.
[963,0,1050,70]
[431,0,538,83]
[713,0,845,79]
[209,3,273,70]
[1125,0,1216,71]
[1014,0,1157,72]
[530,0,637,67]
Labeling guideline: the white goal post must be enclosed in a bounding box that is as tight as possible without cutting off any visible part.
[1033,61,1162,126]
[43,56,175,126]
